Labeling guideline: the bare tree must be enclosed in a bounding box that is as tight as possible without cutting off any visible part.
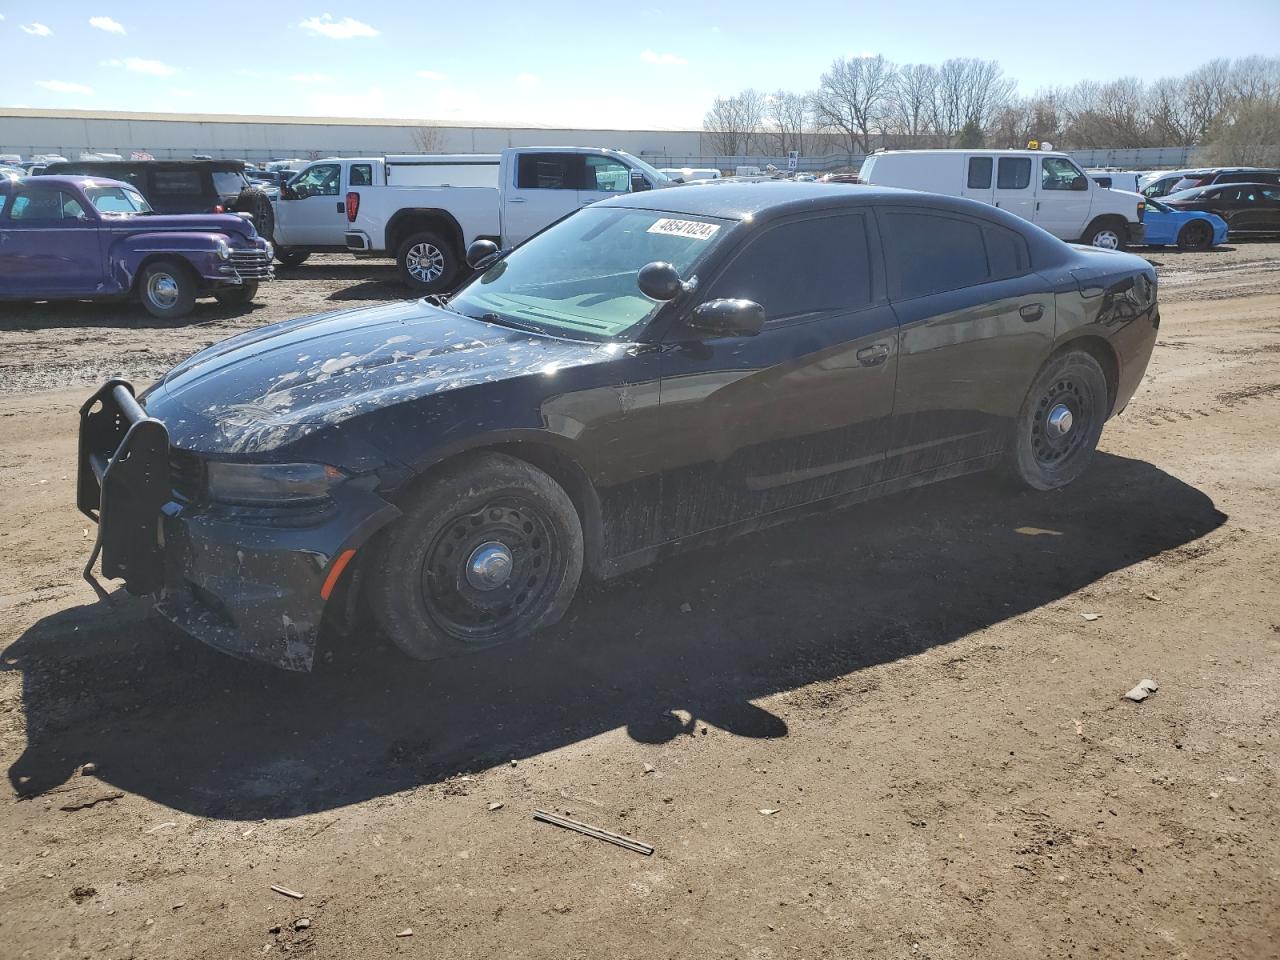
[886,63,938,146]
[701,88,766,155]
[812,54,895,154]
[1183,58,1233,143]
[409,125,445,153]
[764,90,811,156]
[1145,76,1198,146]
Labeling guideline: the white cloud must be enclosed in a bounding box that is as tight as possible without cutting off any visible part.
[290,73,333,83]
[415,70,446,81]
[21,22,53,36]
[299,14,379,39]
[102,57,178,76]
[515,73,538,87]
[36,80,94,94]
[89,16,126,34]
[641,49,687,66]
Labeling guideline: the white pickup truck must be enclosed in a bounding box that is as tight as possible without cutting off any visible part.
[327,147,675,291]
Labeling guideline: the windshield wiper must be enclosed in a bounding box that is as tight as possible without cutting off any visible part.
[450,307,545,335]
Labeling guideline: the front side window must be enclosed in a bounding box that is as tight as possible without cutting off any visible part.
[967,157,993,189]
[1041,157,1086,191]
[516,153,582,190]
[87,185,153,215]
[881,211,1025,300]
[585,156,630,193]
[704,215,873,322]
[997,157,1031,190]
[449,206,727,340]
[8,189,85,221]
[292,163,341,197]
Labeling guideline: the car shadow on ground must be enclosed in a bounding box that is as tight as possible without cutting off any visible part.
[5,452,1225,820]
[0,297,266,331]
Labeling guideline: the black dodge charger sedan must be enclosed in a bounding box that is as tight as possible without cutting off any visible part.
[79,182,1159,670]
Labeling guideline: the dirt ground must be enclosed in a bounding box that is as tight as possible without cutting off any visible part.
[1,244,1277,960]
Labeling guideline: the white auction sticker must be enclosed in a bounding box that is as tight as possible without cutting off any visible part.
[647,218,721,240]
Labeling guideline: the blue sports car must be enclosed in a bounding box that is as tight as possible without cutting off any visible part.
[1141,197,1228,251]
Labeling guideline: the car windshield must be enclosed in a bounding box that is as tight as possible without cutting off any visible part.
[448,206,729,341]
[212,171,248,196]
[85,184,153,215]
[1166,187,1209,200]
[1144,198,1170,213]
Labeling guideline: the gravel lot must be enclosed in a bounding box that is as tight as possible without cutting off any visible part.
[1,242,1277,959]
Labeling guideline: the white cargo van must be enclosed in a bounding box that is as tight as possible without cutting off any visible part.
[859,149,1145,249]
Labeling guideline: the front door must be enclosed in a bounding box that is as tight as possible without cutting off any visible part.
[653,211,899,542]
[1036,156,1093,241]
[577,155,632,209]
[0,185,102,296]
[876,206,1054,477]
[503,153,585,246]
[993,155,1035,226]
[274,162,344,246]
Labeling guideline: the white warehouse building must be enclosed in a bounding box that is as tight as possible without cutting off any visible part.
[0,107,706,163]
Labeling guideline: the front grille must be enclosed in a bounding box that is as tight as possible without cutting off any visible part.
[169,448,205,502]
[229,248,274,280]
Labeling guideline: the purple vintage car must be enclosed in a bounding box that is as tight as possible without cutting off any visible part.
[0,175,272,318]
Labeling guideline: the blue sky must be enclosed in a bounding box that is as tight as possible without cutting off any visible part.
[2,2,1278,128]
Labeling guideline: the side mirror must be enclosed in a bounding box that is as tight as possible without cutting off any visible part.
[280,184,297,200]
[637,261,684,301]
[466,239,501,270]
[690,298,765,337]
[1072,177,1089,192]
[629,170,651,193]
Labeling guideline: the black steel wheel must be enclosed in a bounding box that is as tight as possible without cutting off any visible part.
[274,248,311,267]
[1008,350,1109,490]
[1177,219,1212,252]
[213,281,259,306]
[367,453,583,660]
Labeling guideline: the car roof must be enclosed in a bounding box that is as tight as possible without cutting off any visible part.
[44,158,245,173]
[6,174,133,190]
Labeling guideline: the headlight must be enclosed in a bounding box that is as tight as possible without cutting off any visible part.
[205,461,345,505]
[215,238,231,260]
[263,241,274,259]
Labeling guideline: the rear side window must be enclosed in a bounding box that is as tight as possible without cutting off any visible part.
[997,157,1031,190]
[880,211,1028,300]
[349,163,373,186]
[516,153,582,190]
[150,171,204,196]
[705,214,873,321]
[967,157,993,189]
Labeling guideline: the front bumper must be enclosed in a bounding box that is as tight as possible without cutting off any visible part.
[78,381,398,671]
[212,245,275,285]
[1126,222,1146,245]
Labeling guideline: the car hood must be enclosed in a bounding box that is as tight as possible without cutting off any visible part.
[141,299,619,455]
[102,212,259,241]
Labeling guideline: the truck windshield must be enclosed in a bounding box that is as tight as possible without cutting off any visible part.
[449,206,729,341]
[86,185,153,215]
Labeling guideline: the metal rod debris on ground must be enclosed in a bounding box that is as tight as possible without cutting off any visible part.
[270,884,305,900]
[533,809,654,856]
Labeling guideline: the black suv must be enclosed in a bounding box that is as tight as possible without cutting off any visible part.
[1145,166,1280,198]
[39,159,274,237]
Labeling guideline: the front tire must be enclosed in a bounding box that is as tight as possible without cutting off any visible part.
[1083,218,1127,251]
[1177,220,1212,252]
[274,248,311,267]
[1008,350,1109,491]
[367,453,584,661]
[213,281,259,306]
[138,260,196,319]
[395,231,459,294]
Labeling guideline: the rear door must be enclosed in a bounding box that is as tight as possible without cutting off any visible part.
[1036,156,1092,240]
[274,161,344,245]
[654,211,899,539]
[503,152,586,246]
[993,156,1035,226]
[877,206,1053,477]
[961,155,996,205]
[0,185,102,295]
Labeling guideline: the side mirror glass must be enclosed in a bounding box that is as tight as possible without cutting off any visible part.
[629,170,650,193]
[466,239,501,270]
[637,261,683,300]
[280,184,297,200]
[690,298,765,337]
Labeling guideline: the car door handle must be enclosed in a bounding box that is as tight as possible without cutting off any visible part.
[857,344,890,366]
[335,201,344,213]
[1019,303,1045,322]
[507,197,527,203]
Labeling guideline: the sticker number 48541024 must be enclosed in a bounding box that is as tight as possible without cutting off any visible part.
[646,218,721,241]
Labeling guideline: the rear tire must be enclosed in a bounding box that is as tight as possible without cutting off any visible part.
[1083,218,1127,251]
[138,260,196,319]
[395,230,459,294]
[274,248,311,267]
[1008,350,1109,491]
[1177,219,1212,252]
[367,453,584,661]
[213,281,259,305]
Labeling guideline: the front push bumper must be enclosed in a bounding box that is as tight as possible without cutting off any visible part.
[1126,222,1146,245]
[78,380,398,671]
